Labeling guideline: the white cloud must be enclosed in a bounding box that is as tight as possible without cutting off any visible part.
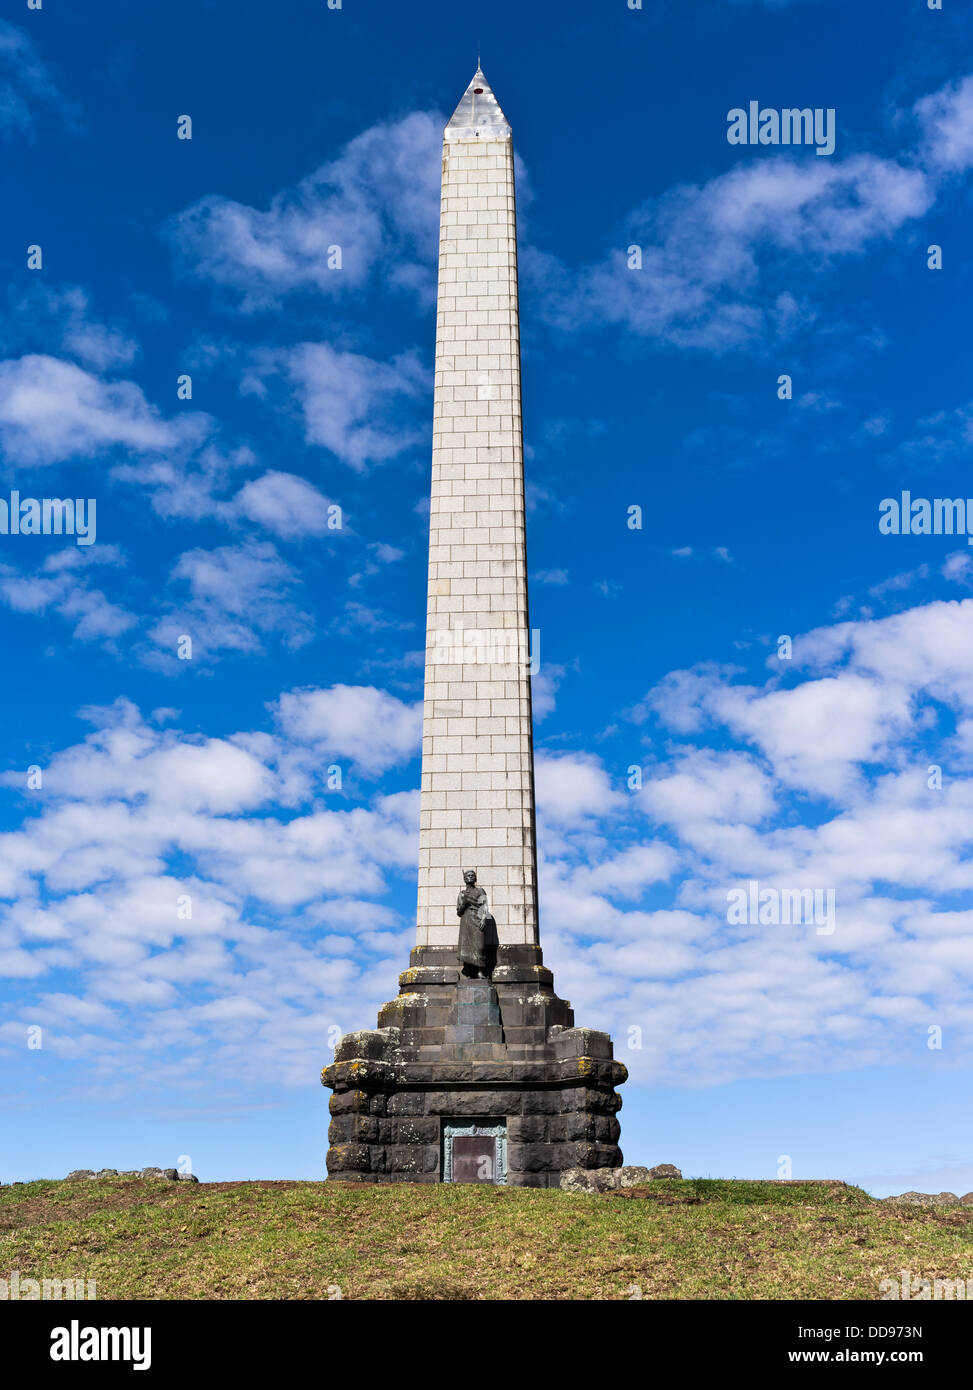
[0,693,422,1093]
[527,70,973,352]
[1,285,138,371]
[0,19,79,138]
[535,751,624,826]
[915,72,973,173]
[5,591,973,1100]
[113,444,248,524]
[640,749,777,829]
[535,153,931,351]
[720,674,914,797]
[567,843,679,900]
[0,546,135,644]
[273,684,421,775]
[243,342,427,471]
[150,540,313,659]
[0,355,208,466]
[32,706,275,815]
[531,664,565,722]
[233,470,336,538]
[349,542,406,589]
[169,111,442,308]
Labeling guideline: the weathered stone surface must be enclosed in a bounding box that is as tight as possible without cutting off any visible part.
[508,1115,550,1144]
[882,1190,960,1207]
[386,1092,425,1116]
[552,1028,613,1061]
[324,970,627,1183]
[333,1028,401,1064]
[559,1167,617,1194]
[559,1163,684,1193]
[392,1117,440,1146]
[614,1166,654,1187]
[328,1089,371,1116]
[64,1167,193,1182]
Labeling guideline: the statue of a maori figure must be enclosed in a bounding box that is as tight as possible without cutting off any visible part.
[456,869,492,978]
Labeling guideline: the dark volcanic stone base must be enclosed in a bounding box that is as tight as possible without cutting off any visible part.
[322,945,626,1187]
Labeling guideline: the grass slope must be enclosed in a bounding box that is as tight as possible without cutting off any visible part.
[2,1178,971,1300]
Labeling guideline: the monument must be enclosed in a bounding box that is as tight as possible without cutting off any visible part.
[322,67,627,1186]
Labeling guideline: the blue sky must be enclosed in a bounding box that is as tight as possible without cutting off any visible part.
[2,0,973,1196]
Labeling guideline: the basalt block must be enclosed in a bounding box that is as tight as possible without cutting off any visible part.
[322,947,626,1186]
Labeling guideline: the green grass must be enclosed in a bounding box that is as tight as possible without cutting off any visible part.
[1,1177,971,1300]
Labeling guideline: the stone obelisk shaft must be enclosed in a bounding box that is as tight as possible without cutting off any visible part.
[416,70,538,950]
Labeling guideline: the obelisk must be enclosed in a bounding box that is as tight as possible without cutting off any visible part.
[417,67,538,955]
[323,69,626,1187]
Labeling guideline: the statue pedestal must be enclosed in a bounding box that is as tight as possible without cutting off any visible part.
[322,945,627,1187]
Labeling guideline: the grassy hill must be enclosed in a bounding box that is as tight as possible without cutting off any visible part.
[2,1177,971,1300]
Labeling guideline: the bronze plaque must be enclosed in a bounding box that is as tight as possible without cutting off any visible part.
[450,1134,497,1183]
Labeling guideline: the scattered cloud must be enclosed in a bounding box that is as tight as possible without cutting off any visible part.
[149,540,313,660]
[242,343,428,471]
[525,70,973,352]
[0,19,79,139]
[273,684,421,775]
[233,470,338,539]
[169,112,443,309]
[0,546,135,645]
[0,355,208,467]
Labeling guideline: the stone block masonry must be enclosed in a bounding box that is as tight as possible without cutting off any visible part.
[323,954,625,1187]
[418,75,537,951]
[323,68,626,1187]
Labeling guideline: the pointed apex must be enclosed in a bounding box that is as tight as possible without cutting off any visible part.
[445,67,511,142]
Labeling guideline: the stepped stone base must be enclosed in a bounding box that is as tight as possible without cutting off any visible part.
[322,945,627,1187]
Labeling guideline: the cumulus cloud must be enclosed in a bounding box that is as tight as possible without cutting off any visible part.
[0,546,136,644]
[28,698,275,814]
[0,285,138,372]
[915,72,973,173]
[0,355,208,466]
[149,540,313,660]
[532,153,931,351]
[273,684,421,775]
[524,69,973,351]
[169,111,442,309]
[233,470,338,538]
[4,593,973,1101]
[242,342,428,471]
[535,751,625,827]
[0,694,420,1091]
[528,596,973,1082]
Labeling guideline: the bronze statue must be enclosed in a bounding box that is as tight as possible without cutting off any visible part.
[457,869,492,978]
